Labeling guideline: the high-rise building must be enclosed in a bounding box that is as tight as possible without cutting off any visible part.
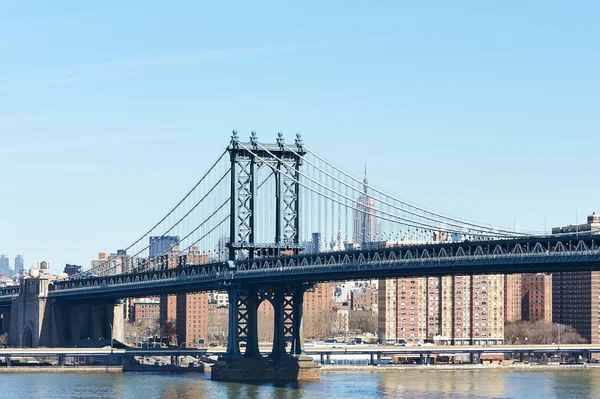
[14,255,23,274]
[149,236,180,258]
[552,214,600,343]
[504,274,522,323]
[379,274,505,345]
[353,168,377,248]
[504,273,552,323]
[521,274,552,322]
[0,255,9,276]
[159,248,210,347]
[378,243,504,345]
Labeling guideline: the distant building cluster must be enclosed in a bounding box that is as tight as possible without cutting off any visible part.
[0,254,24,278]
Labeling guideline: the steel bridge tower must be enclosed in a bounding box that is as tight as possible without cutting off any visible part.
[227,129,305,260]
[214,131,319,381]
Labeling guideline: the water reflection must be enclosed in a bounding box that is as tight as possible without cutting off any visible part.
[4,369,600,398]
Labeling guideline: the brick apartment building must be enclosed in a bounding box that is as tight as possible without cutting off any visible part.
[552,213,600,343]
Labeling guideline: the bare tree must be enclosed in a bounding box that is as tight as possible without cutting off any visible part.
[349,310,378,335]
[318,309,346,337]
[257,311,274,342]
[124,320,161,346]
[160,321,177,344]
[207,311,228,345]
[505,321,586,345]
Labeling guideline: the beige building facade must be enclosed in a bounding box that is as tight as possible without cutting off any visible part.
[379,274,504,345]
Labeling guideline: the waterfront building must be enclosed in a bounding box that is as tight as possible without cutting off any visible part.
[521,273,552,322]
[504,274,522,323]
[504,273,552,323]
[159,247,209,346]
[378,242,504,345]
[552,214,600,343]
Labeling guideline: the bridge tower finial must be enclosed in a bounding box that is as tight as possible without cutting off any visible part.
[230,129,239,149]
[295,132,303,151]
[250,130,258,149]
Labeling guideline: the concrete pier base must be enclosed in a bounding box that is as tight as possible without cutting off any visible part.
[211,355,320,382]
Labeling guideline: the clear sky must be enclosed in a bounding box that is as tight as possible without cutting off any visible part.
[1,1,598,272]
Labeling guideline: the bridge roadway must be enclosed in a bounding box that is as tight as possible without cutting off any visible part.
[2,344,600,358]
[1,233,599,305]
[47,233,600,303]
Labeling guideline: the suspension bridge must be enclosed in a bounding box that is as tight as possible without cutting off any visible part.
[0,131,599,381]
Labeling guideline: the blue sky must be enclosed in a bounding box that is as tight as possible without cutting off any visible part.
[1,1,598,272]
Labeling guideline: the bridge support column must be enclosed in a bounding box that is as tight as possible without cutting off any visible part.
[291,286,305,356]
[89,304,102,340]
[243,290,260,359]
[225,286,241,358]
[270,289,287,361]
[5,355,11,367]
[212,283,319,382]
[58,354,65,367]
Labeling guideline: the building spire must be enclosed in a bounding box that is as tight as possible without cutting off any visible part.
[363,159,368,194]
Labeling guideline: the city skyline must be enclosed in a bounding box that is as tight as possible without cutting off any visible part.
[1,2,599,270]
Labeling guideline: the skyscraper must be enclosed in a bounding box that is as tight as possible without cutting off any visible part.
[0,255,9,276]
[353,166,377,248]
[14,255,24,274]
[149,236,180,258]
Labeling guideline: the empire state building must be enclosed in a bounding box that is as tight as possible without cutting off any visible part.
[353,167,377,248]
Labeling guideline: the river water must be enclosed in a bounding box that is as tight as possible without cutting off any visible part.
[3,369,600,399]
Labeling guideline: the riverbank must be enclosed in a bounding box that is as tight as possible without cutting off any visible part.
[0,364,205,373]
[322,363,600,372]
[0,366,124,373]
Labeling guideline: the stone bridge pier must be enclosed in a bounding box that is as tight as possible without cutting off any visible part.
[52,301,125,348]
[211,282,320,382]
[0,307,11,336]
[7,276,124,348]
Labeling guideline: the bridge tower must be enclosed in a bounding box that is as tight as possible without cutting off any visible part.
[213,131,319,381]
[227,129,305,261]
